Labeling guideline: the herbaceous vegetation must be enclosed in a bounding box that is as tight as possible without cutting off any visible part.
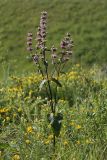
[0,11,107,160]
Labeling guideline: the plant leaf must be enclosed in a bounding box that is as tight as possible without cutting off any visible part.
[39,79,47,90]
[47,113,54,124]
[51,78,62,87]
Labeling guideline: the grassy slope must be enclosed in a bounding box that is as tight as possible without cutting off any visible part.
[0,0,107,79]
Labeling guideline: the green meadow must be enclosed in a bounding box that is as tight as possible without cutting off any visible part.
[0,0,107,79]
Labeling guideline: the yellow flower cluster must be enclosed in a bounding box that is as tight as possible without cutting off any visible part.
[11,74,42,85]
[0,107,10,113]
[67,71,77,79]
[7,87,22,93]
[44,135,53,145]
[70,122,82,129]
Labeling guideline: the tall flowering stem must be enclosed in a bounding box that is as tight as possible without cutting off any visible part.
[26,11,74,152]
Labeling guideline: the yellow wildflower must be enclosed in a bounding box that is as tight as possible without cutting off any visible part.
[76,140,80,145]
[68,71,77,80]
[86,139,93,144]
[63,141,68,146]
[6,117,10,121]
[86,139,90,144]
[26,126,33,133]
[70,122,75,126]
[25,139,31,144]
[48,135,53,140]
[13,113,17,117]
[44,140,50,145]
[76,64,80,67]
[18,107,22,112]
[0,108,10,113]
[12,154,20,160]
[76,125,82,129]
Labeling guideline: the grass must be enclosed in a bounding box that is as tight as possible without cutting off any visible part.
[0,0,107,79]
[0,65,107,159]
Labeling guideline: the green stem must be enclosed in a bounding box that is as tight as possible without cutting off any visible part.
[42,48,54,113]
[37,61,50,99]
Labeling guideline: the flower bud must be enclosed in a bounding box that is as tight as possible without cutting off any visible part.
[27,41,32,45]
[27,37,32,41]
[41,11,47,16]
[66,51,72,55]
[51,46,57,52]
[66,33,71,37]
[27,47,33,51]
[32,54,39,63]
[41,15,47,20]
[27,32,33,37]
[36,37,42,42]
[60,41,67,49]
[62,56,70,62]
[51,54,57,59]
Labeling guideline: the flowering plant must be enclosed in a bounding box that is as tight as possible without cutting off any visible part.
[27,11,74,150]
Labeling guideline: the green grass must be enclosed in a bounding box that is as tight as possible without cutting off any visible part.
[0,0,107,79]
